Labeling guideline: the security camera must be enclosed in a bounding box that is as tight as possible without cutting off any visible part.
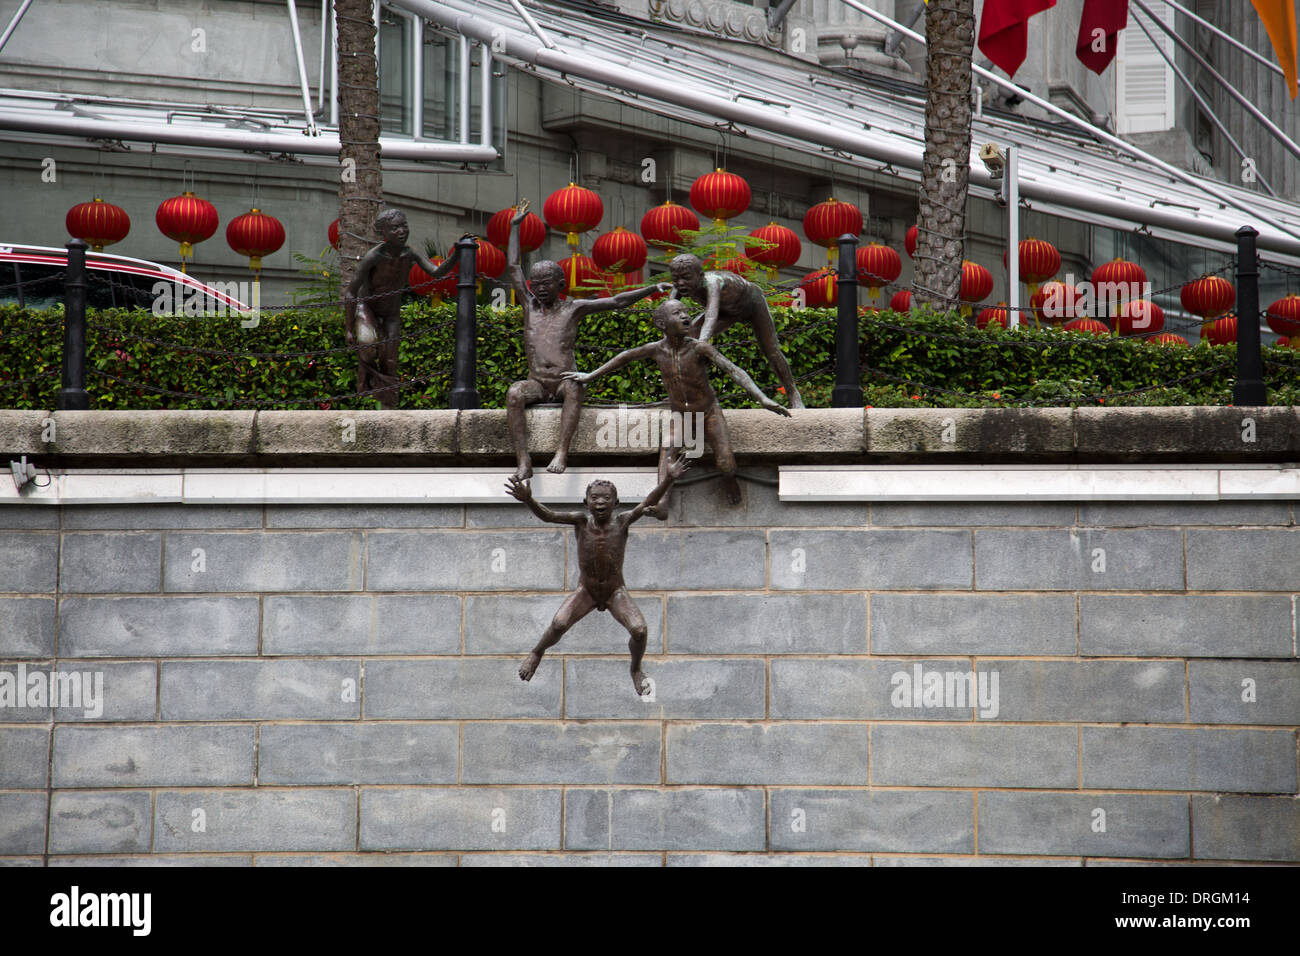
[979,143,1005,179]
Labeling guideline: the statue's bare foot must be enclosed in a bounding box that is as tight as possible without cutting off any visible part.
[722,476,743,506]
[519,651,542,681]
[513,461,533,482]
[643,504,669,521]
[632,669,651,697]
[546,455,567,474]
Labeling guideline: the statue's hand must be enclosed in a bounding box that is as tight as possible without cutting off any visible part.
[665,451,690,481]
[344,326,356,348]
[656,282,673,294]
[513,199,530,223]
[560,370,591,385]
[762,396,792,417]
[504,475,532,502]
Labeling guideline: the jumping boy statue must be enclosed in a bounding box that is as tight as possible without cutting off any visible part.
[506,453,688,696]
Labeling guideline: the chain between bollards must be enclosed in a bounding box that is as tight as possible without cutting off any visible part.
[832,233,862,408]
[57,238,89,410]
[448,235,480,410]
[1234,225,1265,406]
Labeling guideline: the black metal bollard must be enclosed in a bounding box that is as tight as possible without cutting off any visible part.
[57,238,89,410]
[1234,225,1265,406]
[831,233,863,408]
[448,235,480,410]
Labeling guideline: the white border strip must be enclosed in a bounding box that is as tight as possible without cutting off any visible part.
[0,465,1296,505]
[0,468,663,505]
[778,465,1300,501]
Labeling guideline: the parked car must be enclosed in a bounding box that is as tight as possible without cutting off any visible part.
[0,244,251,313]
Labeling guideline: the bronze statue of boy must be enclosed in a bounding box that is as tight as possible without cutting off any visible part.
[505,199,667,480]
[667,252,804,409]
[506,453,688,696]
[343,209,455,408]
[563,299,790,507]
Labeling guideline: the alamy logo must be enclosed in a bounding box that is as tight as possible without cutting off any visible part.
[0,663,103,718]
[594,405,706,458]
[890,664,1000,719]
[50,886,151,936]
[151,279,261,327]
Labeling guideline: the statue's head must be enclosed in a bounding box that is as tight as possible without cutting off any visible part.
[584,479,618,517]
[653,298,691,334]
[529,260,566,304]
[669,253,705,297]
[374,208,408,243]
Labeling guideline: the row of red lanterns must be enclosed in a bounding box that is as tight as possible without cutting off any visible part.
[66,193,285,275]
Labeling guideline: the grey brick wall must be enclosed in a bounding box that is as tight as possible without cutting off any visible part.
[1,488,1297,866]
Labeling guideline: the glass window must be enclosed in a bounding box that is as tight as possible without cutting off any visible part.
[422,28,458,140]
[379,12,412,135]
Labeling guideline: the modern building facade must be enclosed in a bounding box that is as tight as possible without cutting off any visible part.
[1,0,1297,329]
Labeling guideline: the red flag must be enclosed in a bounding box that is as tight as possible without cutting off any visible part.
[978,0,1058,77]
[1077,0,1130,74]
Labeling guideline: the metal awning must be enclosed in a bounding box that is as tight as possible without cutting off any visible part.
[0,89,497,163]
[394,0,1300,263]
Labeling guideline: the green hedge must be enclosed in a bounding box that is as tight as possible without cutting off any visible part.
[1,303,1297,409]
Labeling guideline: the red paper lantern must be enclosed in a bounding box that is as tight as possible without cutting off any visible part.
[1150,333,1190,348]
[1032,280,1082,325]
[1091,257,1147,313]
[745,222,802,277]
[226,208,285,274]
[487,206,546,253]
[856,243,902,299]
[543,183,603,248]
[689,168,751,228]
[1201,313,1237,346]
[803,198,862,262]
[959,260,994,309]
[1115,299,1165,336]
[1064,317,1112,335]
[890,289,913,312]
[1275,336,1293,348]
[560,252,603,296]
[328,218,340,250]
[977,303,1009,329]
[465,237,506,279]
[640,200,699,250]
[156,191,218,269]
[904,224,918,258]
[1180,274,1235,320]
[409,257,457,301]
[1006,237,1060,294]
[1265,294,1300,336]
[798,268,838,308]
[592,227,648,276]
[66,198,130,252]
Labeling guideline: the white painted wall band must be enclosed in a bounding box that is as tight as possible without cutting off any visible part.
[1,465,1297,505]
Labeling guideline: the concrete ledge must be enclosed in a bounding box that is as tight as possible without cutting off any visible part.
[1,407,1298,467]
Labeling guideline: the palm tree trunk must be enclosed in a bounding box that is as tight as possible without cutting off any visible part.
[912,0,975,309]
[335,0,384,295]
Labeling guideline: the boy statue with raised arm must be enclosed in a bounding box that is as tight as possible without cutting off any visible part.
[505,199,668,480]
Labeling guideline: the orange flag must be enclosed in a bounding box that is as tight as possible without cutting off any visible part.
[1252,0,1298,98]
